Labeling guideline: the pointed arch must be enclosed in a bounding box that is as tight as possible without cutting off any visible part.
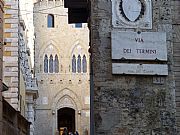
[82,55,87,73]
[77,55,81,73]
[70,40,89,56]
[49,55,53,73]
[44,54,48,73]
[52,88,82,110]
[39,40,62,59]
[72,55,76,73]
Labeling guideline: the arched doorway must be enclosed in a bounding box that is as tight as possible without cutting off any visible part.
[58,107,75,134]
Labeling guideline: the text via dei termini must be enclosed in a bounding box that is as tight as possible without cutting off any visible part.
[111,31,167,61]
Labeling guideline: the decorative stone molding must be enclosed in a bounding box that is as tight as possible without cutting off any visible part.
[52,88,82,110]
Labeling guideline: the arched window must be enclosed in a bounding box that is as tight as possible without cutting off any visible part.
[77,55,81,73]
[44,54,48,73]
[49,55,53,73]
[72,55,76,73]
[82,55,87,73]
[47,14,54,28]
[54,54,59,73]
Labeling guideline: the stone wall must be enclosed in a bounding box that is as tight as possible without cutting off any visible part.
[90,0,177,134]
[172,0,180,133]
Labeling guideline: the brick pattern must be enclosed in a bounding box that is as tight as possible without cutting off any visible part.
[3,0,19,110]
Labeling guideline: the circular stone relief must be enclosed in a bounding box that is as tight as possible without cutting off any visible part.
[119,0,145,22]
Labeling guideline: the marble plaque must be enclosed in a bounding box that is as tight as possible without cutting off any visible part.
[112,31,167,61]
[112,63,168,75]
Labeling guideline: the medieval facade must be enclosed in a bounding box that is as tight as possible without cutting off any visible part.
[33,0,90,135]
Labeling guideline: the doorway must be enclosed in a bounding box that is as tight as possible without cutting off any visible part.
[58,107,75,134]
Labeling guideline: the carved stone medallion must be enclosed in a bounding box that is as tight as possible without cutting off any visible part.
[112,0,152,29]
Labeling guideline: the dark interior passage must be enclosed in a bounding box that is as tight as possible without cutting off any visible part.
[58,107,75,134]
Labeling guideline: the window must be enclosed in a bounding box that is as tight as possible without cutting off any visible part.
[44,54,48,73]
[82,55,87,73]
[75,23,82,28]
[49,55,53,73]
[77,55,81,73]
[48,14,54,28]
[72,55,76,73]
[54,55,59,73]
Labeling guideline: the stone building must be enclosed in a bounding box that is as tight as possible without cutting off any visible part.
[88,0,178,134]
[33,0,90,135]
[3,0,20,110]
[172,0,180,133]
[19,18,38,135]
[3,1,38,135]
[0,1,32,135]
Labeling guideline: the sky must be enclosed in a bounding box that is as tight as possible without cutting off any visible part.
[19,0,35,68]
